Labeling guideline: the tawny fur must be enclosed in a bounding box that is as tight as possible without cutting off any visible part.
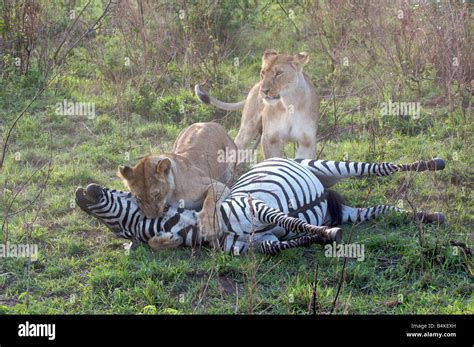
[196,50,320,159]
[117,122,236,241]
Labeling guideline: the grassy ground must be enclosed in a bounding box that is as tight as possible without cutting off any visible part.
[0,89,472,314]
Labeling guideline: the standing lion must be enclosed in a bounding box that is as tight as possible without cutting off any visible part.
[195,49,320,159]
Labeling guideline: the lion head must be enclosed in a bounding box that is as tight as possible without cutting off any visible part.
[117,156,173,218]
[259,49,310,104]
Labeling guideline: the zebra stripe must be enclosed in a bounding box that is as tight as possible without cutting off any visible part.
[258,235,326,256]
[76,156,444,255]
[85,188,200,246]
[342,205,401,224]
[220,158,326,241]
[295,159,400,178]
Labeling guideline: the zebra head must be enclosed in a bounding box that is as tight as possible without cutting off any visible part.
[75,183,201,246]
[75,183,136,240]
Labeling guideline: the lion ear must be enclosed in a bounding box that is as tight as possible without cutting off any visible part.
[294,52,309,66]
[262,49,278,62]
[118,165,133,180]
[156,158,171,175]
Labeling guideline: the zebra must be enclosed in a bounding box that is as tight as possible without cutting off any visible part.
[75,157,445,255]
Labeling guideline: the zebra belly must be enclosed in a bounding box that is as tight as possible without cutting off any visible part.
[223,158,328,242]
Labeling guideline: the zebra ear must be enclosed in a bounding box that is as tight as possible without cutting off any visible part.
[118,165,133,180]
[156,158,171,175]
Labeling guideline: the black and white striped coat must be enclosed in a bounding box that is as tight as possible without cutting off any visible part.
[76,157,445,255]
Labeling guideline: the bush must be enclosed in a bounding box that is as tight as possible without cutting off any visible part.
[94,114,115,133]
[150,89,214,126]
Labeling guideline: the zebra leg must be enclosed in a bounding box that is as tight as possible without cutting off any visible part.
[295,158,445,188]
[256,234,327,256]
[336,204,445,225]
[251,199,342,243]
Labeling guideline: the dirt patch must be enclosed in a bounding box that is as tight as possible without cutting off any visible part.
[218,274,238,295]
[77,229,106,242]
[0,297,19,307]
[185,270,208,280]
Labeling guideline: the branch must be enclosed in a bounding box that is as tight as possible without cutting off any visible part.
[0,0,114,170]
[52,0,93,64]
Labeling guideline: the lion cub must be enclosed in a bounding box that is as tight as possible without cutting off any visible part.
[117,122,237,245]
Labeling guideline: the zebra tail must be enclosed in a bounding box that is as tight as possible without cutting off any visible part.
[326,190,344,226]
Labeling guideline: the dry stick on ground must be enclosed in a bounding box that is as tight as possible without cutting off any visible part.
[407,196,427,250]
[156,264,186,313]
[1,161,50,228]
[0,0,113,170]
[449,243,473,276]
[191,249,222,314]
[194,267,215,312]
[403,159,457,274]
[24,221,32,309]
[20,130,53,309]
[255,259,282,287]
[330,184,373,314]
[308,262,319,315]
[343,289,353,314]
[246,193,259,314]
[184,235,202,311]
[2,129,53,245]
[427,170,441,258]
[234,284,240,314]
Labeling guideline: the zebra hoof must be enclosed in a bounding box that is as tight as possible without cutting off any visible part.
[327,227,343,243]
[85,183,103,203]
[427,158,445,171]
[427,212,445,224]
[75,187,88,210]
[417,211,445,224]
[75,184,103,211]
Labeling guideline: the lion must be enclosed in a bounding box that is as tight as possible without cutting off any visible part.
[117,122,237,242]
[195,49,320,160]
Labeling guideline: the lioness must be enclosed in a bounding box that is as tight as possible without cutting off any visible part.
[195,49,320,159]
[117,122,237,243]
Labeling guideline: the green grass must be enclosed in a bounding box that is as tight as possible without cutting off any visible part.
[0,91,472,315]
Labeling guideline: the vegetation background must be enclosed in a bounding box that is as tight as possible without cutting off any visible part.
[0,0,472,314]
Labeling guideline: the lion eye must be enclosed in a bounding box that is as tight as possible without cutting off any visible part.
[153,192,161,200]
[135,196,142,204]
[275,71,283,76]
